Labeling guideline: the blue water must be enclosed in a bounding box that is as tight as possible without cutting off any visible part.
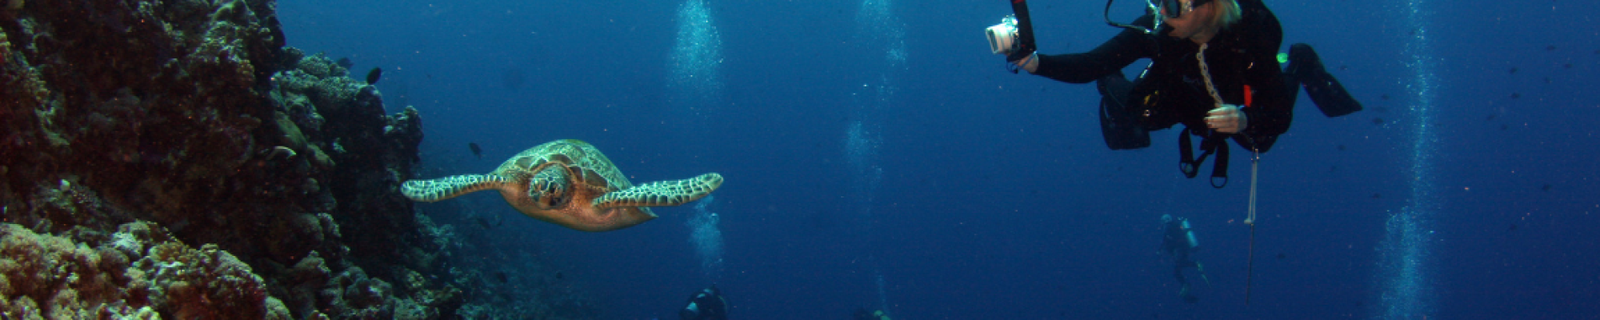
[279,0,1599,319]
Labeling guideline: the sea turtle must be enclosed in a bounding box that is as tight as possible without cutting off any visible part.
[401,139,723,232]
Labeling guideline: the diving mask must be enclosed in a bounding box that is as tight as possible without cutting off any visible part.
[1157,0,1213,19]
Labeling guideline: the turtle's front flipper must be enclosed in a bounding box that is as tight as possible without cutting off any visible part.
[402,174,512,202]
[595,173,723,209]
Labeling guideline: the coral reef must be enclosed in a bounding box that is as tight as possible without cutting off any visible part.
[0,0,531,318]
[0,222,292,319]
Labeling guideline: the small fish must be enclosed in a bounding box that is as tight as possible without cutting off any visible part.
[1542,184,1552,192]
[554,271,564,280]
[1508,67,1518,74]
[494,271,508,283]
[473,214,502,229]
[1511,93,1521,99]
[1508,224,1518,232]
[336,57,353,69]
[1372,117,1385,125]
[366,67,382,85]
[468,142,482,159]
[1276,253,1286,260]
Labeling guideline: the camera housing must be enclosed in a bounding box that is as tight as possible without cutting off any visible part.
[986,15,1020,55]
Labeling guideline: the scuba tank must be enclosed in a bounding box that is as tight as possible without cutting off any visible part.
[1181,218,1199,250]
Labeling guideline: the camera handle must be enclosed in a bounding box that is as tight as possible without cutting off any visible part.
[1007,0,1037,55]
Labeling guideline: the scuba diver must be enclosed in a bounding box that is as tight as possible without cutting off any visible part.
[679,285,729,320]
[853,308,892,320]
[1160,214,1209,303]
[989,0,1362,186]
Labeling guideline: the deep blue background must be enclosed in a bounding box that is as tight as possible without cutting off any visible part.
[279,0,1598,319]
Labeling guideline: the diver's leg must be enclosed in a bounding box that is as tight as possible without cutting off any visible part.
[1174,264,1196,301]
[1097,73,1150,149]
[1287,43,1363,117]
[1282,64,1302,107]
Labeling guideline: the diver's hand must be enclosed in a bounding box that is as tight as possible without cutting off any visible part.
[1205,104,1248,134]
[1007,50,1039,73]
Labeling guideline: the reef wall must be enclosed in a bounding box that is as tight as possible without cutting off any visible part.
[0,0,475,318]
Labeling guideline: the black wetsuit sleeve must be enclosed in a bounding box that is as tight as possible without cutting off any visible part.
[1235,3,1291,152]
[1031,15,1158,84]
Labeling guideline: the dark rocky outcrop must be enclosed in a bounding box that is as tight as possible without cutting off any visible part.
[0,0,471,318]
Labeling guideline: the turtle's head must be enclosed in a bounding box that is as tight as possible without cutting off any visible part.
[529,166,572,209]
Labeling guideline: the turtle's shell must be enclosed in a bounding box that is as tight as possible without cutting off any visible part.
[492,139,633,195]
[483,140,659,231]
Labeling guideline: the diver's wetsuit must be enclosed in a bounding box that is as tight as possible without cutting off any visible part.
[1032,0,1291,152]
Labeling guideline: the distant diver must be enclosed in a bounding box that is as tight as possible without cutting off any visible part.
[1160,214,1209,303]
[853,308,891,320]
[680,285,728,320]
[400,139,723,232]
[469,142,483,159]
[366,67,382,85]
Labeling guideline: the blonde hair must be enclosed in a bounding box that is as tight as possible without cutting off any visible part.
[1211,0,1242,29]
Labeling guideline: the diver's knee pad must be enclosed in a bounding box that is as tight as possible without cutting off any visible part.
[1097,74,1150,150]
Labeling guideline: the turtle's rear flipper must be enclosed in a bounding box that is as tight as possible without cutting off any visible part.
[595,173,723,209]
[1287,43,1362,118]
[402,174,513,202]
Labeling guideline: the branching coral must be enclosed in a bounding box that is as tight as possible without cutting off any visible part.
[138,241,291,319]
[0,222,290,319]
[0,223,150,319]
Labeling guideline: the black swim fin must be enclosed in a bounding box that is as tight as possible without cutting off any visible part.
[1287,43,1362,117]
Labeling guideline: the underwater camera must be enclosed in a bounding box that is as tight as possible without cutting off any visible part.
[986,15,1021,55]
[985,0,1036,56]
